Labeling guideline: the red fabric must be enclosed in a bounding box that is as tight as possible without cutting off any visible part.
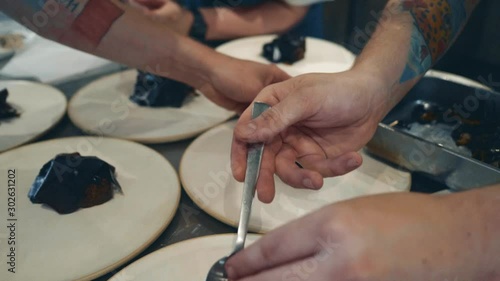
[70,0,124,47]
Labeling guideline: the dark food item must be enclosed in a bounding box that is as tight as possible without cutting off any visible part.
[410,101,447,124]
[262,33,306,64]
[28,153,122,214]
[392,100,500,167]
[130,71,193,108]
[452,124,500,167]
[0,88,20,120]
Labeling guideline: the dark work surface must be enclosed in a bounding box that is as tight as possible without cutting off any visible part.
[33,72,449,280]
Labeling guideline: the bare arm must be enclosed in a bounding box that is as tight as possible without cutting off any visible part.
[0,0,226,89]
[130,0,308,40]
[229,0,483,200]
[0,0,292,111]
[200,0,308,40]
[452,184,500,277]
[225,183,500,280]
[353,0,480,121]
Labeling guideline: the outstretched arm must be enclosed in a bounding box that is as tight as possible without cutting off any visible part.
[231,0,481,202]
[128,0,308,40]
[1,0,219,88]
[353,0,481,119]
[226,184,500,280]
[0,0,291,111]
[200,0,308,40]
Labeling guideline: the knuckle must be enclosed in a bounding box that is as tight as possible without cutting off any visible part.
[319,205,356,240]
[260,107,283,125]
[258,239,281,264]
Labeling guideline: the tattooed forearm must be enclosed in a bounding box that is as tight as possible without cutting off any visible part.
[17,0,125,49]
[24,0,87,13]
[399,0,479,82]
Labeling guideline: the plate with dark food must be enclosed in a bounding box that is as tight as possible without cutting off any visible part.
[216,34,356,76]
[180,121,411,233]
[108,234,260,281]
[0,80,66,152]
[0,137,180,281]
[367,70,500,190]
[68,70,235,143]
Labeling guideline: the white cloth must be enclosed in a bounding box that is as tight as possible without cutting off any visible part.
[1,35,118,84]
[0,14,119,84]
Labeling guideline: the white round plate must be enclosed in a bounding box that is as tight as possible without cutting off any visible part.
[0,80,67,152]
[68,70,235,143]
[0,137,181,281]
[109,234,261,281]
[180,121,412,233]
[216,35,356,76]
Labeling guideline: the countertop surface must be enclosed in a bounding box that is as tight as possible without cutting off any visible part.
[33,71,448,280]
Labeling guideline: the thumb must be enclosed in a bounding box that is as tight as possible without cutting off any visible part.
[234,83,309,143]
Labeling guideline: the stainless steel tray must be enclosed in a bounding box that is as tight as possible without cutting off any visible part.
[367,70,500,191]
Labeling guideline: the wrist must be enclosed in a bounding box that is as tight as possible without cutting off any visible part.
[165,35,215,89]
[344,67,393,122]
[184,44,235,91]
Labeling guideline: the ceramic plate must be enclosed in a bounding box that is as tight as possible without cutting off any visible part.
[180,121,411,233]
[0,80,67,152]
[0,137,181,281]
[68,70,235,143]
[216,35,356,76]
[109,234,261,281]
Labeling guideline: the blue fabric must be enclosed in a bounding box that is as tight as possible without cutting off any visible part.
[291,3,323,38]
[181,0,324,39]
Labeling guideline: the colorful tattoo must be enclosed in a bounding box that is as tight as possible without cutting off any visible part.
[399,0,475,83]
[63,0,124,47]
[21,0,124,48]
[24,0,88,14]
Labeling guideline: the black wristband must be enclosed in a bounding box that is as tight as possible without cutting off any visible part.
[189,8,207,42]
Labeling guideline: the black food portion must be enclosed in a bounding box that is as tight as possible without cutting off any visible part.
[28,153,122,214]
[0,88,20,120]
[390,98,500,167]
[262,33,306,64]
[130,71,193,108]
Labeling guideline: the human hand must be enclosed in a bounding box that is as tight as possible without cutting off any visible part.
[199,57,291,113]
[128,0,193,35]
[226,192,495,281]
[231,70,391,203]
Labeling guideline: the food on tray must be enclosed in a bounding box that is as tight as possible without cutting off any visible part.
[452,124,500,167]
[130,71,193,108]
[28,153,122,214]
[0,33,25,50]
[0,88,20,120]
[262,33,306,64]
[392,100,500,167]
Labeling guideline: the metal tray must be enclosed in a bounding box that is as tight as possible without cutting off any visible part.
[366,70,500,191]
